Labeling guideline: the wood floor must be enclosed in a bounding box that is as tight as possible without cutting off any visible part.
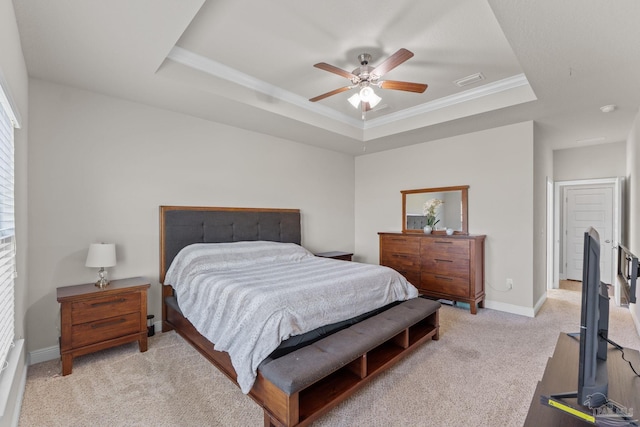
[558,279,614,296]
[558,279,581,292]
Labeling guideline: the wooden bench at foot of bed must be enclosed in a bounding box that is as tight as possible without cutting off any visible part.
[164,292,440,427]
[258,297,440,427]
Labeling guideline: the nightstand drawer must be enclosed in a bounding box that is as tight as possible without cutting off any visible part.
[71,312,141,348]
[71,292,141,325]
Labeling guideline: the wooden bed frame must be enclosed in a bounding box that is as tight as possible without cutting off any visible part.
[159,206,439,427]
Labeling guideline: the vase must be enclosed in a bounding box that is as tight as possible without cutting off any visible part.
[446,228,454,235]
[423,225,432,234]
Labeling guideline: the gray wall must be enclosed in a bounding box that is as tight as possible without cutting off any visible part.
[27,79,356,353]
[355,121,537,315]
[626,111,640,330]
[0,1,29,426]
[554,141,627,181]
[533,124,554,309]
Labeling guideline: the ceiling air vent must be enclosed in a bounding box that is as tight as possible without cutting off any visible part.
[454,72,485,87]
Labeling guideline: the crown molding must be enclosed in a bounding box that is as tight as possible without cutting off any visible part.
[166,46,533,137]
[166,46,363,129]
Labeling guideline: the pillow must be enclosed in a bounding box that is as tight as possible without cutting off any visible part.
[165,241,313,285]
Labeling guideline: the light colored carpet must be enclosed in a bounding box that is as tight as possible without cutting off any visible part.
[19,289,640,427]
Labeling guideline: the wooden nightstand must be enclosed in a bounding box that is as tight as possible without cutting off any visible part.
[56,276,150,375]
[315,251,354,261]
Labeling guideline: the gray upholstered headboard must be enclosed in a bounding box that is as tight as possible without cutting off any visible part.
[159,206,301,283]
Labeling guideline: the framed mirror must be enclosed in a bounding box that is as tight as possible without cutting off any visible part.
[401,185,469,234]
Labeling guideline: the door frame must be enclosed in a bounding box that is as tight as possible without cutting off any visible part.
[551,177,623,304]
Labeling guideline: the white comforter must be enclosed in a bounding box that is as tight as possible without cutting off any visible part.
[164,241,418,393]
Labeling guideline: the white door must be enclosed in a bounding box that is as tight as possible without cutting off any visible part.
[565,186,613,283]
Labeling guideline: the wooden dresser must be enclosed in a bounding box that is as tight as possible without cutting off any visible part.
[379,232,485,314]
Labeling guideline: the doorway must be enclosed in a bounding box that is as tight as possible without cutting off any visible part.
[552,177,623,305]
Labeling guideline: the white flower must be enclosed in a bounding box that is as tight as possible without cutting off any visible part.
[423,198,444,227]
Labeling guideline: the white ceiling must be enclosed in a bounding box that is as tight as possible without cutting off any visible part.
[12,0,640,155]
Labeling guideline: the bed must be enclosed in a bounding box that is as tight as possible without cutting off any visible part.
[160,206,440,427]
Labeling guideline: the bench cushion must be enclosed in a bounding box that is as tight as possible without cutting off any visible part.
[259,297,440,395]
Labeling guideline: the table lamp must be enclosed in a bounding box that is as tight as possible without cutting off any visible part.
[85,243,116,288]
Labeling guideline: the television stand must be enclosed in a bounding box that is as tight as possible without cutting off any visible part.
[525,333,640,426]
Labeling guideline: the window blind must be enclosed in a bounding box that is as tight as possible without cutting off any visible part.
[0,101,15,371]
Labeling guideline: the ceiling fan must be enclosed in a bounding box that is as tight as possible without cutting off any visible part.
[309,48,428,116]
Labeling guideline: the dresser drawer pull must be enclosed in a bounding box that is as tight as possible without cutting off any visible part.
[392,254,410,259]
[435,275,453,281]
[91,318,127,329]
[435,259,453,263]
[91,298,126,307]
[435,241,453,244]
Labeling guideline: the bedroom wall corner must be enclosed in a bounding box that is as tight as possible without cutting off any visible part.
[532,122,554,309]
[354,121,535,313]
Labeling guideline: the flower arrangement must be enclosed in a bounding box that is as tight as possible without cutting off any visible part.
[423,198,444,228]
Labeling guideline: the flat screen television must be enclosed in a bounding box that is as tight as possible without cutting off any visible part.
[577,226,609,408]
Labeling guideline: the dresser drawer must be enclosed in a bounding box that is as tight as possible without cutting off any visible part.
[421,238,470,259]
[421,256,470,279]
[71,312,141,348]
[386,267,420,288]
[421,273,470,298]
[381,253,421,287]
[380,234,420,254]
[381,251,421,271]
[71,292,141,325]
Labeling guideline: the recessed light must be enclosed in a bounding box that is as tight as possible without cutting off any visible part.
[453,72,485,87]
[600,104,616,113]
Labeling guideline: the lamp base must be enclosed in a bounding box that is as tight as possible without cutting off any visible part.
[95,279,110,288]
[94,268,109,288]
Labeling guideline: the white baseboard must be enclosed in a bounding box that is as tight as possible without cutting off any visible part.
[533,292,547,316]
[484,299,536,317]
[28,345,59,365]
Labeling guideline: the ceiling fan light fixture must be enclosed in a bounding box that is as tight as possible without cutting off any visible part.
[368,92,382,108]
[348,87,382,109]
[348,93,361,109]
[358,86,381,108]
[310,49,424,115]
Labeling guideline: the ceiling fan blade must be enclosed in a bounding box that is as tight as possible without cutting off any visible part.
[313,63,358,80]
[379,80,428,93]
[371,48,414,78]
[309,86,352,102]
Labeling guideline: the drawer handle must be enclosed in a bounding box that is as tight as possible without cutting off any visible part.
[91,318,127,329]
[435,241,453,244]
[435,275,453,281]
[435,259,453,263]
[91,298,126,307]
[392,254,409,259]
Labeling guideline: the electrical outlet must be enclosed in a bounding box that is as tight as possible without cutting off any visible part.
[506,278,513,290]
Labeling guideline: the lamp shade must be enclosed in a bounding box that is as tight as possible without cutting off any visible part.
[85,243,116,268]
